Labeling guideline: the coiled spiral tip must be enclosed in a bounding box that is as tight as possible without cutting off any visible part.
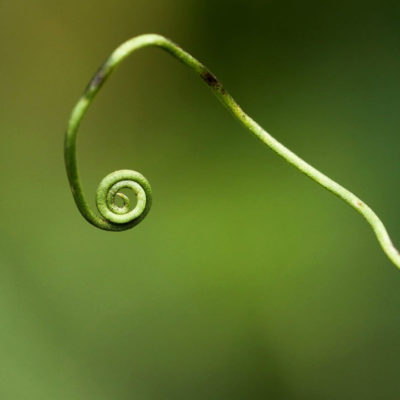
[96,169,152,228]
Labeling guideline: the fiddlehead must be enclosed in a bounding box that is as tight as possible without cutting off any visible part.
[65,33,400,269]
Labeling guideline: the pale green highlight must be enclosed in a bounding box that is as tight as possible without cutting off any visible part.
[64,33,400,269]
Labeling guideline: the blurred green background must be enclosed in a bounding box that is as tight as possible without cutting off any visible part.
[1,0,400,398]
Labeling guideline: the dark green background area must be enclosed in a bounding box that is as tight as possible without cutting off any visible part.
[1,0,400,398]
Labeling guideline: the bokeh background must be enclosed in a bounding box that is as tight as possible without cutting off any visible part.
[1,1,400,398]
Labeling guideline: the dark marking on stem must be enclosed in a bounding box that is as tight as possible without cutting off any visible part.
[202,71,218,86]
[85,63,108,94]
[356,200,364,207]
[92,70,104,87]
[201,71,226,94]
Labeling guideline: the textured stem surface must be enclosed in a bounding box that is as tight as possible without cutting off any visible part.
[64,33,400,268]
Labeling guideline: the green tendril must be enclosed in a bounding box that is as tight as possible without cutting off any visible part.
[64,33,400,269]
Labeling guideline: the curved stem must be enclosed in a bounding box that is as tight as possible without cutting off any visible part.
[65,33,400,268]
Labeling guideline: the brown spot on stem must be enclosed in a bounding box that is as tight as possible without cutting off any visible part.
[356,200,364,207]
[201,71,219,87]
[85,63,108,93]
[201,71,228,96]
[92,70,104,87]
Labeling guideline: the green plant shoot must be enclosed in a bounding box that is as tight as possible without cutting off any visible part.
[64,34,400,269]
